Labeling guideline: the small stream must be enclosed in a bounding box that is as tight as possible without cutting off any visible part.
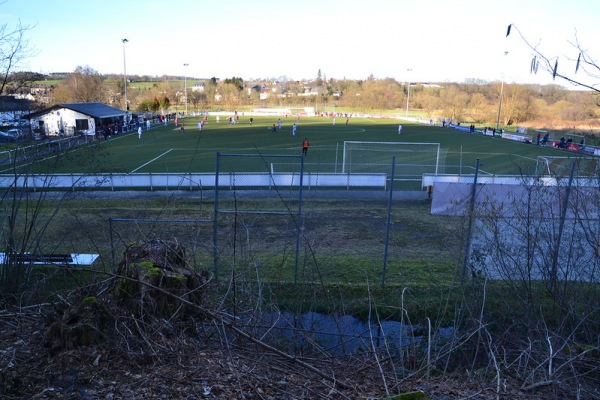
[234,311,455,357]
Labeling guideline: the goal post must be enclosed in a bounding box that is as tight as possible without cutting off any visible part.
[342,141,445,180]
[536,155,600,177]
[565,133,585,145]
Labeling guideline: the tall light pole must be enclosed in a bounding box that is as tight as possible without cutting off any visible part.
[405,68,412,118]
[122,38,128,115]
[183,63,189,115]
[496,51,508,132]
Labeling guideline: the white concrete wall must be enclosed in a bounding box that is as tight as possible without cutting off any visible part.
[0,172,387,191]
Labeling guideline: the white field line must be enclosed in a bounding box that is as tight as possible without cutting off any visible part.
[130,149,173,173]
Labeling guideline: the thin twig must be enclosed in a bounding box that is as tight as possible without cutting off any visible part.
[112,272,353,390]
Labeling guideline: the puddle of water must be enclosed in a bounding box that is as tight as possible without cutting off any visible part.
[235,311,455,356]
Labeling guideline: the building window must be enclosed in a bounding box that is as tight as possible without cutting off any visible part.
[75,119,89,131]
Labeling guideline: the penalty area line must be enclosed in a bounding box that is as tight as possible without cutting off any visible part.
[130,149,173,173]
[509,153,538,163]
[297,127,366,134]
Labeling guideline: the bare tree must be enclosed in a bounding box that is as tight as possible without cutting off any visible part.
[0,16,34,94]
[219,82,242,110]
[442,85,469,121]
[187,90,206,113]
[507,23,600,92]
[52,66,108,103]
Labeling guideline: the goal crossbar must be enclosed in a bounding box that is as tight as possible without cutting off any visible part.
[342,141,442,175]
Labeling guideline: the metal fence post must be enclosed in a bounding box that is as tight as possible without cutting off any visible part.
[108,217,115,273]
[213,152,221,281]
[294,155,305,285]
[461,158,480,286]
[382,156,396,288]
[551,161,576,293]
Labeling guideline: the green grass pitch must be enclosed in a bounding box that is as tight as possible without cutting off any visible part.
[32,115,574,176]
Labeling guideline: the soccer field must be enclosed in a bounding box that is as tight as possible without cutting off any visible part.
[27,115,576,176]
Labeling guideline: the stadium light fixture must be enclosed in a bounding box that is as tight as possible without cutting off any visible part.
[122,39,128,114]
[496,51,508,132]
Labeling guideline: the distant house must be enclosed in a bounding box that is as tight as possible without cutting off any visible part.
[422,83,443,88]
[298,86,320,97]
[23,102,126,137]
[191,82,205,92]
[29,84,56,104]
[259,87,270,100]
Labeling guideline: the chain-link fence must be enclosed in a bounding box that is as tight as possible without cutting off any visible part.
[429,161,600,288]
[101,154,436,289]
[0,135,95,169]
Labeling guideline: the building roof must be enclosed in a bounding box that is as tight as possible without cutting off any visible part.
[0,95,32,112]
[24,102,125,119]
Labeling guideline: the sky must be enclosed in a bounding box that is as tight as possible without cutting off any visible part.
[1,0,599,88]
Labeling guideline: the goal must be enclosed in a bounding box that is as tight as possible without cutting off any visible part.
[342,141,446,181]
[536,155,600,177]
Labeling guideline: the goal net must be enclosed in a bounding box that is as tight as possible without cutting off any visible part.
[536,155,600,177]
[565,133,585,144]
[342,141,446,180]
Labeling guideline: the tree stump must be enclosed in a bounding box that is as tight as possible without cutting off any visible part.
[115,238,210,320]
[46,296,111,354]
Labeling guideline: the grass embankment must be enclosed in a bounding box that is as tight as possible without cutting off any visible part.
[7,193,598,329]
[8,194,468,321]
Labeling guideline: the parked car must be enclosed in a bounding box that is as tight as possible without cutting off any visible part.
[0,130,17,142]
[6,128,25,138]
[33,132,45,141]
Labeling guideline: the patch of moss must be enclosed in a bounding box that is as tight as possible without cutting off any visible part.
[148,267,162,277]
[138,261,154,269]
[116,280,131,299]
[82,296,97,305]
[365,391,428,400]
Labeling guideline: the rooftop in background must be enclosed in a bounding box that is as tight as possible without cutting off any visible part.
[24,102,125,119]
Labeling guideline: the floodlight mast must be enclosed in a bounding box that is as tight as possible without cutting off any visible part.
[496,51,508,132]
[183,63,189,115]
[405,68,412,118]
[122,38,129,121]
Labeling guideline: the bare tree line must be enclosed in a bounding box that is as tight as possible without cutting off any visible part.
[1,18,598,135]
[12,68,598,131]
